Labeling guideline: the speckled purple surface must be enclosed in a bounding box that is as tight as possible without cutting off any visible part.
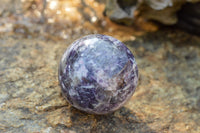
[59,34,138,114]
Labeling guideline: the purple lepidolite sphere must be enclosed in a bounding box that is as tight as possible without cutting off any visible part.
[59,34,138,114]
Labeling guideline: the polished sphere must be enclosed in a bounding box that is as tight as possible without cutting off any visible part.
[59,34,138,114]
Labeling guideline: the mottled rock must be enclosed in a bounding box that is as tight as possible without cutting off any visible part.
[59,34,138,114]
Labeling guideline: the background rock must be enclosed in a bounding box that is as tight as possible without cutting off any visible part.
[104,0,137,25]
[104,0,200,33]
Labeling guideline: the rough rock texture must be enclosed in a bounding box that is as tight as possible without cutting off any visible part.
[0,0,200,132]
[104,0,200,25]
[59,34,138,114]
[1,29,200,133]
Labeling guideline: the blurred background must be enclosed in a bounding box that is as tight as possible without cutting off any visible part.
[0,0,200,132]
[1,0,199,40]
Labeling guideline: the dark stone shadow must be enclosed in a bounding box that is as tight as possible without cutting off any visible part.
[176,2,200,36]
[62,106,156,133]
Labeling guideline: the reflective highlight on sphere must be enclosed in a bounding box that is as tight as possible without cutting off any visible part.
[59,34,138,114]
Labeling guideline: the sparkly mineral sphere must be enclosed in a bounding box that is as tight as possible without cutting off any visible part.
[59,34,138,114]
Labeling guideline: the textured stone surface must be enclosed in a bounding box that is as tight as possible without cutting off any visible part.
[59,34,138,114]
[0,0,200,132]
